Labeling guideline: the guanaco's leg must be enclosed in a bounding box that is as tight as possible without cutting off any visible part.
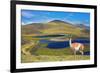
[74,50,77,60]
[79,50,84,55]
[74,51,76,55]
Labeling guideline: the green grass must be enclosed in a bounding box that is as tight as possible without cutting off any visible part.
[21,42,90,63]
[33,47,73,56]
[21,54,90,63]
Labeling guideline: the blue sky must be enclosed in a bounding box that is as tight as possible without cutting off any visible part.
[21,9,90,26]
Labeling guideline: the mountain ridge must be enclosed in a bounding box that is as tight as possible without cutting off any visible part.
[22,20,90,38]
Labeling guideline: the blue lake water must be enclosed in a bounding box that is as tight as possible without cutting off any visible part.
[39,39,90,48]
[84,51,90,55]
[39,39,90,55]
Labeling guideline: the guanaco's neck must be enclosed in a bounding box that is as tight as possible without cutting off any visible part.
[69,38,72,47]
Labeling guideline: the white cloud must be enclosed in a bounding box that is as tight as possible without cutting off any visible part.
[22,22,25,25]
[21,11,35,18]
[22,21,35,25]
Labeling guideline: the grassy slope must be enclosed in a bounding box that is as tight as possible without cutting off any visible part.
[21,42,90,63]
[22,20,90,37]
[22,55,90,63]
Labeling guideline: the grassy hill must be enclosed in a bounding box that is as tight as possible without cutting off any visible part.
[22,20,90,38]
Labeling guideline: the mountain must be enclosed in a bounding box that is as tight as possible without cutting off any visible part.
[22,20,90,38]
[75,24,90,30]
[49,20,73,25]
[21,23,46,34]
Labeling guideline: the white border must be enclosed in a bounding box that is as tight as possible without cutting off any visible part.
[16,5,94,69]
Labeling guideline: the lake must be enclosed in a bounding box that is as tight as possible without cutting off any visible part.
[39,39,90,49]
[39,39,90,55]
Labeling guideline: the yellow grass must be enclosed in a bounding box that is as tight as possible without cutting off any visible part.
[21,55,90,63]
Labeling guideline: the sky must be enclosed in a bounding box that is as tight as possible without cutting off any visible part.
[21,9,90,26]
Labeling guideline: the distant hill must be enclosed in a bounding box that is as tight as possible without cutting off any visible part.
[75,24,90,30]
[22,20,90,38]
[49,20,73,25]
[21,23,45,34]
